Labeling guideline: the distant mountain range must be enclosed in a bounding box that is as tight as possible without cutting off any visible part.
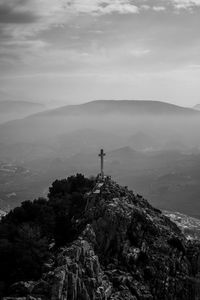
[0,100,199,125]
[0,100,44,113]
[0,99,199,161]
[0,99,199,160]
[0,100,45,124]
[108,146,145,160]
[40,100,199,117]
[1,99,200,216]
[128,131,159,151]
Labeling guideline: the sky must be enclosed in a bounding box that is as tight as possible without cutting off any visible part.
[0,0,200,107]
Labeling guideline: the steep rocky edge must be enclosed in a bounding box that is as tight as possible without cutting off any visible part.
[4,179,200,300]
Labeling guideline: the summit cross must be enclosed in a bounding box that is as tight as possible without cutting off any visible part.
[98,149,106,178]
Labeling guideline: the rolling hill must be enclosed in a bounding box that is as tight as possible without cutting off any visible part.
[38,99,200,117]
[0,99,199,147]
[0,100,45,124]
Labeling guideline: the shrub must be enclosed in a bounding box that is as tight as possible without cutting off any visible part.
[0,173,94,296]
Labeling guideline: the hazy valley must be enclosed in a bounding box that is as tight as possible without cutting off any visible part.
[0,100,200,219]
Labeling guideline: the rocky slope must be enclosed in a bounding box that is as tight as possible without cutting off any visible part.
[4,179,200,300]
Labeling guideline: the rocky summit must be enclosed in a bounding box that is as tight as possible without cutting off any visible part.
[4,178,200,300]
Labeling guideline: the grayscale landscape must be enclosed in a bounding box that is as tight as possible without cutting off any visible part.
[1,1,200,299]
[1,100,200,218]
[0,100,45,124]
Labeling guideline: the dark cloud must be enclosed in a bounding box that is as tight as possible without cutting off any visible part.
[0,4,38,24]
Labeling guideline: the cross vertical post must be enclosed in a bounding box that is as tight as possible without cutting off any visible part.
[99,149,106,178]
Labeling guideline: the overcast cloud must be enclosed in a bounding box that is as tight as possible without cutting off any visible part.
[0,0,200,107]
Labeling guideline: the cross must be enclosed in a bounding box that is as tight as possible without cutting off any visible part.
[98,149,106,178]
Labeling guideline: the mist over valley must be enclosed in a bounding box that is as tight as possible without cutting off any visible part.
[1,100,200,218]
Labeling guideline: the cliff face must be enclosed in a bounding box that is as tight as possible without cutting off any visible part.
[5,179,200,300]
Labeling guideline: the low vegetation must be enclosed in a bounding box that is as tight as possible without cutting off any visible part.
[0,174,95,297]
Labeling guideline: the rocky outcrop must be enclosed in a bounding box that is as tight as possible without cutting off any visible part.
[50,225,112,300]
[5,179,200,300]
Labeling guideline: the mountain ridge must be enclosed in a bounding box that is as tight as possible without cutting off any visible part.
[0,100,45,124]
[4,177,200,300]
[0,99,198,143]
[0,100,44,112]
[28,99,200,118]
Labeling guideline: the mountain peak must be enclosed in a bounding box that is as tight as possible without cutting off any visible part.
[6,177,200,300]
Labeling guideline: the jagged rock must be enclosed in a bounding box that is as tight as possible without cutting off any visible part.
[48,225,112,300]
[5,179,200,300]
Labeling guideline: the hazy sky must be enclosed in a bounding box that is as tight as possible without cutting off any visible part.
[0,0,200,107]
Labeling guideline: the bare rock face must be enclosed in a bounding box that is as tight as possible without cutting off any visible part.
[49,225,112,300]
[5,180,200,300]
